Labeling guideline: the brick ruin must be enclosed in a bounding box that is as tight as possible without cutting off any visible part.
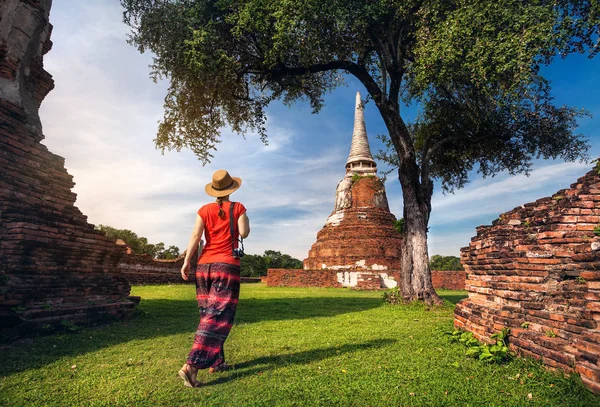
[267,269,465,290]
[0,0,138,340]
[267,92,405,290]
[455,167,600,394]
[116,239,198,285]
[430,270,465,291]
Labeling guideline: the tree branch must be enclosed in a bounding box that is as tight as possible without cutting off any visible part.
[270,60,383,101]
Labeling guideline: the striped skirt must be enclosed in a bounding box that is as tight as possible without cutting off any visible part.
[186,262,240,369]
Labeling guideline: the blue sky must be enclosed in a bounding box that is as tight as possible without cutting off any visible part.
[40,1,600,260]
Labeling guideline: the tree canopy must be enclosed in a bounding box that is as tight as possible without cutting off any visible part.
[429,255,463,271]
[122,0,597,167]
[240,250,303,277]
[96,225,180,259]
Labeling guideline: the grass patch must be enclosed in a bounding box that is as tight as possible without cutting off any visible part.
[0,285,597,406]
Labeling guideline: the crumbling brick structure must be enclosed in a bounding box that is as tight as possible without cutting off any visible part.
[0,0,138,339]
[118,247,198,285]
[455,167,600,394]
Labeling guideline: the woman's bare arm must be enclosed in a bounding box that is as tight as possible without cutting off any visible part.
[181,214,204,281]
[238,212,250,239]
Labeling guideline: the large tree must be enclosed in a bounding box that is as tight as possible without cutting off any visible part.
[121,0,598,304]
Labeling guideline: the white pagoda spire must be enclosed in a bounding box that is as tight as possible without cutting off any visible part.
[345,92,376,174]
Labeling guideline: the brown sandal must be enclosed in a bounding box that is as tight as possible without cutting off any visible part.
[178,366,198,388]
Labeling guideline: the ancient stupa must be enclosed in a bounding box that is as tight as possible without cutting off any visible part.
[303,92,403,288]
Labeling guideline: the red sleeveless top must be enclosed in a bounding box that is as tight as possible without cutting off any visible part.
[197,201,246,266]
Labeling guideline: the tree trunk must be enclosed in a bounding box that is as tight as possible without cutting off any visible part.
[397,158,442,305]
[371,97,442,305]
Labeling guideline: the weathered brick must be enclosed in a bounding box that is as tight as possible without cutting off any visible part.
[0,4,137,340]
[457,166,600,394]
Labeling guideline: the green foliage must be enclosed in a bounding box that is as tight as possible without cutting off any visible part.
[121,0,596,175]
[96,225,180,259]
[240,254,267,277]
[594,225,600,237]
[350,173,375,184]
[240,250,302,277]
[10,305,26,314]
[383,287,402,305]
[546,330,557,338]
[156,245,181,260]
[429,255,463,271]
[60,320,80,332]
[393,218,404,234]
[521,322,530,329]
[447,328,513,364]
[576,276,587,284]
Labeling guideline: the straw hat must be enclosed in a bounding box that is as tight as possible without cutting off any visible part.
[205,170,242,197]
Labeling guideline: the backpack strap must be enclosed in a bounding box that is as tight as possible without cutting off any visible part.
[229,201,236,256]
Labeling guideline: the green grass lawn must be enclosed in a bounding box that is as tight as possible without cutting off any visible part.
[1,284,598,406]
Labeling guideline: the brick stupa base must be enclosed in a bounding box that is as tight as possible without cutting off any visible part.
[302,176,403,289]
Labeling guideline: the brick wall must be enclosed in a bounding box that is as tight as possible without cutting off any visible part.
[0,1,138,340]
[455,168,600,394]
[431,271,466,290]
[266,269,464,290]
[118,252,197,285]
[266,269,340,288]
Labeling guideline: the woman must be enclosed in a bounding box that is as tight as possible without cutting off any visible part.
[179,169,250,388]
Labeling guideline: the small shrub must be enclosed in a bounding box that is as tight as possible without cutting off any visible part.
[576,276,587,284]
[393,218,404,234]
[521,322,530,329]
[546,330,557,338]
[40,324,54,334]
[594,224,600,237]
[60,320,80,332]
[11,305,26,314]
[383,287,402,305]
[446,328,513,364]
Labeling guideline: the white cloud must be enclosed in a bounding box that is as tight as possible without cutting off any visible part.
[431,161,589,224]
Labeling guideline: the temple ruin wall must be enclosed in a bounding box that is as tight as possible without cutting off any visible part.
[455,168,600,394]
[267,268,464,291]
[0,0,138,340]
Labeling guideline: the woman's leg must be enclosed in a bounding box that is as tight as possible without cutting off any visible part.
[186,263,240,370]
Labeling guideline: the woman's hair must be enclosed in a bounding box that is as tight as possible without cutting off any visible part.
[216,196,226,219]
